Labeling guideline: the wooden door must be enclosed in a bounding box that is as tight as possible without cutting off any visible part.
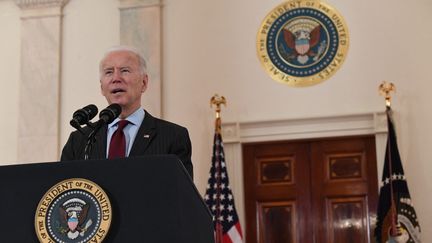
[242,136,378,243]
[243,140,313,243]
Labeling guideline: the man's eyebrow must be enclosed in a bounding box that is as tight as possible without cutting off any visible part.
[102,66,131,71]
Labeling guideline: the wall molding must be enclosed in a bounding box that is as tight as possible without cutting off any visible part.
[15,0,69,9]
[118,0,161,10]
[222,112,387,143]
[15,0,69,19]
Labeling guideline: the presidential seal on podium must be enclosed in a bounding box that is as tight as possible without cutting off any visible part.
[35,178,112,243]
[257,0,349,87]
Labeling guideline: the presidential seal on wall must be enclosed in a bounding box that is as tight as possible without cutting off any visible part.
[35,178,112,243]
[257,0,349,87]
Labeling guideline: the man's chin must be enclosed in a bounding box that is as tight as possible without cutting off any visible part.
[108,98,126,106]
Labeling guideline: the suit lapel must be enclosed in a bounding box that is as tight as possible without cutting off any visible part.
[130,110,156,156]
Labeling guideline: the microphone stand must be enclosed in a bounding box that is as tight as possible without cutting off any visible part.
[83,121,104,160]
[83,103,122,160]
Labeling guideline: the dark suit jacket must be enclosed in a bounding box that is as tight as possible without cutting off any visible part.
[61,110,193,178]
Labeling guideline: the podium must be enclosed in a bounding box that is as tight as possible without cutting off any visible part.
[0,155,215,242]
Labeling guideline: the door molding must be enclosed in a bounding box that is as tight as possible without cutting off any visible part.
[220,112,388,239]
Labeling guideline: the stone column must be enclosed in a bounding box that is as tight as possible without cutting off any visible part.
[118,0,162,117]
[15,0,69,162]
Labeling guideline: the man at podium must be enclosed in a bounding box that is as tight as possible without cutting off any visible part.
[61,46,193,178]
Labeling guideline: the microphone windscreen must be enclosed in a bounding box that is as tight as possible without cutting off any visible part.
[81,104,98,121]
[71,104,99,126]
[99,103,122,124]
[85,104,98,118]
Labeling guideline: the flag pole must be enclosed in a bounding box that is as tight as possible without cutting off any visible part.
[378,81,399,237]
[210,94,227,243]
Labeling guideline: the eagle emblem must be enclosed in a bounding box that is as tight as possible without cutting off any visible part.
[35,179,112,243]
[279,18,326,65]
[257,1,349,86]
[58,198,93,239]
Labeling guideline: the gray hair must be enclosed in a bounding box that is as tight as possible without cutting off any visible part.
[99,45,147,76]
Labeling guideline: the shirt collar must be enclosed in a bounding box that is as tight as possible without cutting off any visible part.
[108,108,145,129]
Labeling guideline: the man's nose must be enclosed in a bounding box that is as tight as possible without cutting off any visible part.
[112,70,123,82]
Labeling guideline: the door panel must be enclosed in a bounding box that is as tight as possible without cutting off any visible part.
[258,201,296,243]
[243,141,312,243]
[242,136,378,243]
[311,136,378,243]
[326,197,369,243]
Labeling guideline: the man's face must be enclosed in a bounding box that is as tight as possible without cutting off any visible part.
[100,50,148,114]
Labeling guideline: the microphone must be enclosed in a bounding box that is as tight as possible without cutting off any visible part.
[99,103,122,124]
[83,104,121,160]
[70,104,98,131]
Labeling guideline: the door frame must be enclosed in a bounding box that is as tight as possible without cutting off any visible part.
[219,112,388,240]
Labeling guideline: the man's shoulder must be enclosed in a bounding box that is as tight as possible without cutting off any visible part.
[153,116,187,131]
[144,111,187,131]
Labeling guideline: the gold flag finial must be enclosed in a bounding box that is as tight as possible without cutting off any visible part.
[210,94,226,133]
[379,81,396,108]
[210,94,226,119]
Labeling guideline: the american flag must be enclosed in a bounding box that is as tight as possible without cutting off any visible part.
[204,126,243,243]
[374,108,421,242]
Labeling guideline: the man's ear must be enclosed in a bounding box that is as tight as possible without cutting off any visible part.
[100,81,104,96]
[141,74,148,93]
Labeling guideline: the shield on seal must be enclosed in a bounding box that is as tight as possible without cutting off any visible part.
[68,217,79,231]
[295,39,310,55]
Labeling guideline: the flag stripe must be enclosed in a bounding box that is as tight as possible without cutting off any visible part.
[227,222,243,243]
